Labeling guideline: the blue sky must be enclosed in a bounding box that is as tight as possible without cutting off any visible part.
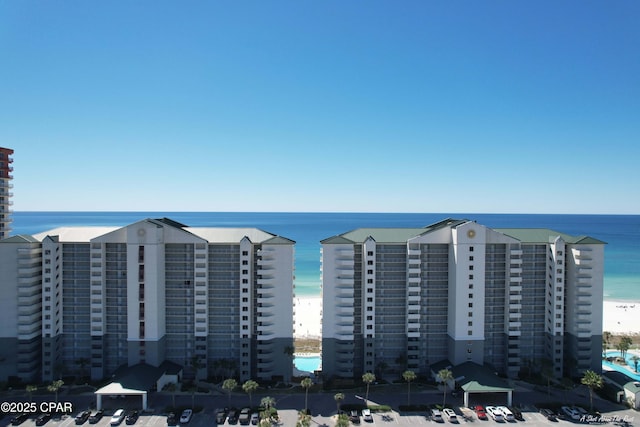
[1,1,638,213]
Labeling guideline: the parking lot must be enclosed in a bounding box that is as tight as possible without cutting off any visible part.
[2,404,638,427]
[1,384,637,427]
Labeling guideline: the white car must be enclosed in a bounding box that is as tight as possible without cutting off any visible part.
[497,406,514,421]
[561,406,580,420]
[362,408,373,423]
[179,409,192,424]
[485,406,504,422]
[443,408,458,423]
[110,410,125,426]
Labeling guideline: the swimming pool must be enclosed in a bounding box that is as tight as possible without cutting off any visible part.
[603,350,640,381]
[294,355,321,372]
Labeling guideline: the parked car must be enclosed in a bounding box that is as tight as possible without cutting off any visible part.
[250,412,259,425]
[11,414,29,426]
[179,409,193,424]
[166,413,177,426]
[349,410,361,424]
[509,407,523,421]
[474,406,488,420]
[227,408,239,425]
[497,406,514,422]
[36,414,52,426]
[431,408,444,423]
[443,408,458,423]
[89,410,104,424]
[573,406,587,416]
[539,408,557,422]
[238,408,251,425]
[215,409,227,425]
[110,409,125,426]
[125,411,139,425]
[561,406,580,420]
[75,411,91,425]
[486,406,504,422]
[362,408,373,423]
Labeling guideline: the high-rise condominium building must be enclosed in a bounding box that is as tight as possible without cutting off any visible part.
[0,218,295,383]
[0,147,13,240]
[321,218,604,381]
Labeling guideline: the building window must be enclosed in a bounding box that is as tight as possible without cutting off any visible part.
[469,246,474,252]
[367,260,373,265]
[469,265,474,271]
[469,274,474,280]
[242,251,248,256]
[468,330,473,336]
[469,256,474,261]
[468,321,472,326]
[367,251,373,256]
[468,312,473,317]
[468,293,473,298]
[469,284,473,289]
[468,303,473,308]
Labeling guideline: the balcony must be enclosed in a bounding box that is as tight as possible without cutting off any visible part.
[337,258,355,267]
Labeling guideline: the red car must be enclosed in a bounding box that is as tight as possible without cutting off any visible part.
[474,406,488,420]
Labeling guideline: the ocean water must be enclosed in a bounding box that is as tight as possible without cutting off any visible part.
[9,212,640,301]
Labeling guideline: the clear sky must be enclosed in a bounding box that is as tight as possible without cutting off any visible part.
[1,1,638,214]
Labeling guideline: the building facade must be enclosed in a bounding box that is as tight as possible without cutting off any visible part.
[0,218,295,383]
[321,219,604,381]
[0,147,13,240]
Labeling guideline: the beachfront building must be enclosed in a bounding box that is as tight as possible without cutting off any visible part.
[0,218,295,383]
[321,219,605,381]
[0,147,13,240]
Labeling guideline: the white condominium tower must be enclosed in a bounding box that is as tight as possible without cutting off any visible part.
[321,219,604,380]
[0,218,294,383]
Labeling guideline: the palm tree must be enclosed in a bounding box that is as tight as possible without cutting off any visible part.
[581,370,603,412]
[26,384,38,403]
[334,392,344,414]
[620,335,633,359]
[222,378,237,406]
[301,377,313,413]
[438,368,454,407]
[242,380,259,407]
[47,379,64,404]
[296,411,311,427]
[261,396,275,413]
[631,355,640,372]
[402,370,416,406]
[616,336,632,360]
[362,372,376,403]
[165,382,177,409]
[336,413,350,427]
[603,331,612,348]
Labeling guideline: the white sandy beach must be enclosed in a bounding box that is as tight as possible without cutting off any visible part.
[294,296,322,339]
[603,300,640,335]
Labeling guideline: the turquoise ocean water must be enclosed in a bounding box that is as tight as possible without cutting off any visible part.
[9,212,640,301]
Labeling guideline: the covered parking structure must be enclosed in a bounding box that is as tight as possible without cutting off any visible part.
[94,362,182,411]
[431,361,513,407]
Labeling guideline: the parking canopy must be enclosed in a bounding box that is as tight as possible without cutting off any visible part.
[94,362,183,410]
[431,361,513,407]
